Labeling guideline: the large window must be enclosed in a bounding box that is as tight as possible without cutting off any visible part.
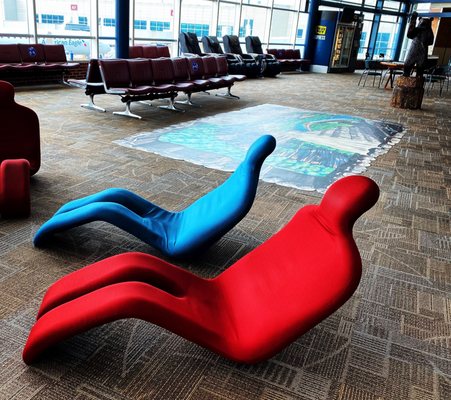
[273,0,301,11]
[180,0,215,39]
[0,0,406,61]
[269,10,298,46]
[98,0,115,38]
[36,0,92,37]
[240,5,270,40]
[217,2,240,38]
[376,19,399,59]
[134,0,175,40]
[295,12,309,47]
[358,13,373,58]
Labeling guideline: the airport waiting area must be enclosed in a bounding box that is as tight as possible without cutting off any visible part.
[0,0,451,400]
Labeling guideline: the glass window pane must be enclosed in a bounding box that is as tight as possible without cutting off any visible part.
[40,37,101,61]
[99,38,116,58]
[0,35,30,44]
[415,4,431,12]
[240,6,270,41]
[98,0,116,38]
[134,0,175,40]
[217,3,240,38]
[36,0,92,37]
[242,0,272,7]
[375,22,399,59]
[181,0,215,38]
[295,12,308,46]
[381,14,397,23]
[319,5,341,12]
[269,10,297,45]
[272,0,300,11]
[358,13,373,59]
[383,1,400,11]
[341,0,363,6]
[0,0,30,35]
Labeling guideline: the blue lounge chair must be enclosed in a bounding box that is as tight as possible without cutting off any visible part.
[33,135,276,258]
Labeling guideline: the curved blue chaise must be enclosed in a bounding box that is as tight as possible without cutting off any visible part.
[33,135,276,258]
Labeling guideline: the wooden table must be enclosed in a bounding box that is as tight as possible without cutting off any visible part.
[380,61,405,89]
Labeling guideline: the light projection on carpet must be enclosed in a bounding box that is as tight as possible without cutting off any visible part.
[115,104,404,192]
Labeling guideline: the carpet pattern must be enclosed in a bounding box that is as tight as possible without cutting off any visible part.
[115,104,404,192]
[0,74,450,400]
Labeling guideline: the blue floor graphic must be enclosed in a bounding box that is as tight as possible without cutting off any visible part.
[115,104,404,192]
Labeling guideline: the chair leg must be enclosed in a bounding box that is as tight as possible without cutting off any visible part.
[363,73,368,87]
[175,93,201,107]
[159,96,185,112]
[113,102,142,119]
[215,86,240,99]
[81,94,106,113]
[358,72,364,86]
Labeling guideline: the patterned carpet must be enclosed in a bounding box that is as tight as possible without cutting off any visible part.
[115,104,404,192]
[0,73,450,400]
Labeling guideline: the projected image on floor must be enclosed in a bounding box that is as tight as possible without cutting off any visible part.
[115,104,404,192]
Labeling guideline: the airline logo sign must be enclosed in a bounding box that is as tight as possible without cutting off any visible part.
[54,39,88,48]
[315,25,327,40]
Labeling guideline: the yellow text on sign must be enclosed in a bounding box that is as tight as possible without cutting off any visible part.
[316,26,327,35]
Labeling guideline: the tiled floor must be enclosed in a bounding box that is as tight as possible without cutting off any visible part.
[0,72,450,400]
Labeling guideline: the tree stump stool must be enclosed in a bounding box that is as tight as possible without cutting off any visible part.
[391,76,424,109]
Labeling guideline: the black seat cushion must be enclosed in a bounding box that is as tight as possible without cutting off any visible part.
[245,36,263,54]
[223,35,244,55]
[202,36,224,54]
[179,32,204,56]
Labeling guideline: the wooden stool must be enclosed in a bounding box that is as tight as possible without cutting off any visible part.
[391,76,424,109]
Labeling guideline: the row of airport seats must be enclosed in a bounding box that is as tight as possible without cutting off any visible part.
[67,55,246,119]
[243,36,281,77]
[180,33,270,78]
[200,35,259,77]
[0,44,79,71]
[266,48,310,72]
[128,44,171,59]
[180,33,308,77]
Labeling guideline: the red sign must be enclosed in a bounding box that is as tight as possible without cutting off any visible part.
[71,4,78,11]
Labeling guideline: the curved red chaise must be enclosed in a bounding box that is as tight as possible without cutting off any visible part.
[23,175,379,365]
[0,80,41,175]
[0,159,31,218]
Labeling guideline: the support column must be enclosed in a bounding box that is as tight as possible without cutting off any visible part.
[116,0,130,58]
[393,15,407,61]
[304,0,320,61]
[393,2,410,61]
[367,0,383,59]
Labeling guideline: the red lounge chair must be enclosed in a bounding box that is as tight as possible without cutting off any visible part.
[0,159,30,218]
[22,175,379,365]
[0,80,41,175]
